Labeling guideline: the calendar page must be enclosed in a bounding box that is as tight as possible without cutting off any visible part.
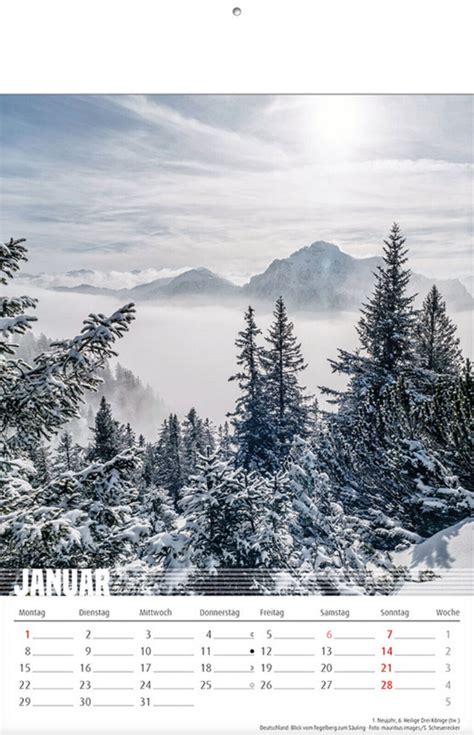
[0,593,473,734]
[1,3,473,734]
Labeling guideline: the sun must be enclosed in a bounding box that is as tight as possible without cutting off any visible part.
[301,95,374,160]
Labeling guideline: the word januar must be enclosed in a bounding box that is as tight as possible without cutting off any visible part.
[14,568,110,596]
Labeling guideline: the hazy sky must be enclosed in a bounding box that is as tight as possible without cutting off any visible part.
[1,95,472,281]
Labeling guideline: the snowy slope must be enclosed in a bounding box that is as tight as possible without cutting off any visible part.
[392,517,473,595]
[243,241,472,311]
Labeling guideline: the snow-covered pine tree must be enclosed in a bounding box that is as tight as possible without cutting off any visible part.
[123,422,136,449]
[352,377,473,539]
[423,358,473,488]
[251,470,296,570]
[202,417,216,454]
[53,431,84,474]
[1,449,148,568]
[138,482,177,536]
[2,303,136,451]
[357,223,416,377]
[141,440,157,488]
[287,438,390,593]
[324,223,416,415]
[178,450,260,571]
[182,407,205,480]
[404,439,472,537]
[90,396,124,462]
[27,441,52,487]
[0,236,139,570]
[262,296,310,469]
[415,285,463,375]
[228,306,271,471]
[0,238,37,357]
[217,421,233,462]
[154,414,184,509]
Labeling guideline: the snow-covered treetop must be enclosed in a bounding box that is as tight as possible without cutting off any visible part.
[0,237,136,447]
[0,237,28,285]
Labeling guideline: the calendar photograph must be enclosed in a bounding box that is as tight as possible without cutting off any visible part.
[0,94,473,598]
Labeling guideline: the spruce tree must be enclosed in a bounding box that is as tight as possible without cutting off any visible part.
[288,439,388,593]
[217,421,233,462]
[155,414,184,509]
[326,223,416,411]
[252,471,296,569]
[179,450,258,570]
[424,358,473,487]
[202,418,216,454]
[228,306,270,471]
[54,431,83,474]
[416,285,462,375]
[123,422,136,449]
[182,407,205,479]
[28,442,52,487]
[358,223,416,373]
[0,236,140,568]
[1,449,147,568]
[90,396,123,462]
[262,296,310,468]
[139,483,177,535]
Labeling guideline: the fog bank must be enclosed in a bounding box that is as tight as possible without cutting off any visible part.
[10,286,473,426]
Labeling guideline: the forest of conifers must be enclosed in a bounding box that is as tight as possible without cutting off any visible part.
[0,225,472,594]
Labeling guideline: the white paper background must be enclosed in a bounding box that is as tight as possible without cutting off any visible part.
[0,0,473,93]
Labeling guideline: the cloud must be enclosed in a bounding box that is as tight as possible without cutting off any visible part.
[16,267,191,290]
[0,95,472,282]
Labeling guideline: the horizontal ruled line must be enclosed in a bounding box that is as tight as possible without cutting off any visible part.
[93,670,134,674]
[32,670,73,674]
[214,670,252,674]
[93,704,134,708]
[396,670,436,674]
[275,670,315,674]
[32,704,74,707]
[153,670,194,674]
[152,653,194,657]
[153,704,194,708]
[335,670,375,674]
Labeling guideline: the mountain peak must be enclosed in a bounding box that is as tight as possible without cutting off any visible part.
[307,240,341,253]
[287,240,346,265]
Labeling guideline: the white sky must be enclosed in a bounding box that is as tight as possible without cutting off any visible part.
[1,95,472,282]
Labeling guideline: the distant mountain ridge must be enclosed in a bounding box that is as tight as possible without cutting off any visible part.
[24,241,473,312]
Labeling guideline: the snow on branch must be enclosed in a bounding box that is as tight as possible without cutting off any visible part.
[2,303,136,445]
[0,238,28,284]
